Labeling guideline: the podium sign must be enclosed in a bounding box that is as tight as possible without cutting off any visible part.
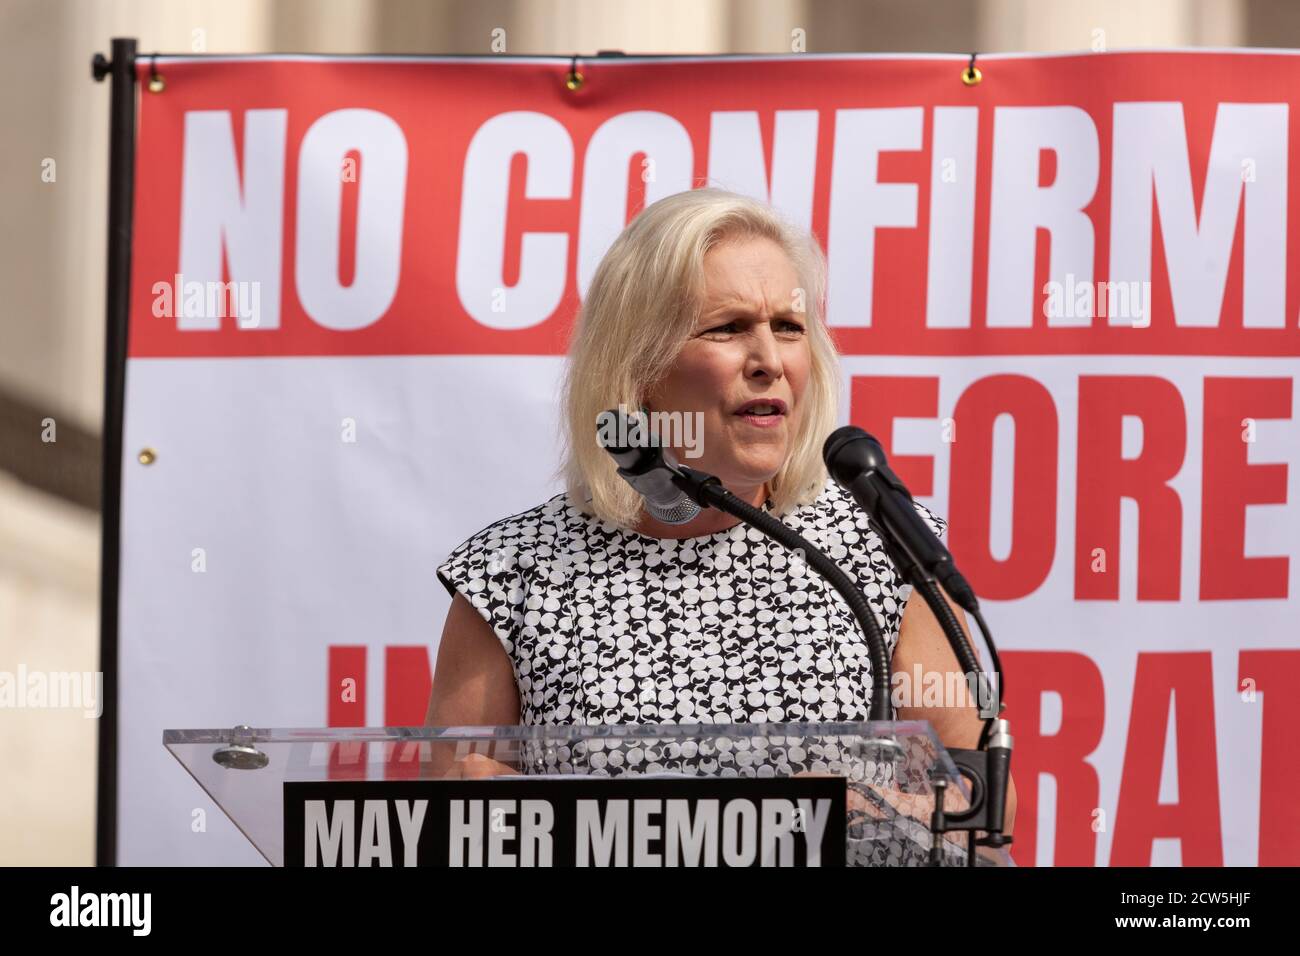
[165,721,1011,867]
[284,777,847,867]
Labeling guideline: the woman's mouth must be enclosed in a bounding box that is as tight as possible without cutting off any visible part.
[733,398,788,428]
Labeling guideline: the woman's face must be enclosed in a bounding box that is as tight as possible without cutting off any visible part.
[646,236,811,499]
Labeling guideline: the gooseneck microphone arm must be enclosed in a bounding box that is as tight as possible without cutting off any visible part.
[669,466,896,722]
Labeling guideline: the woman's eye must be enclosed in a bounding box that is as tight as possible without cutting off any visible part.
[699,319,802,336]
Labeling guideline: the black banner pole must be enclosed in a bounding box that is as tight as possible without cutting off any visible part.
[91,36,137,868]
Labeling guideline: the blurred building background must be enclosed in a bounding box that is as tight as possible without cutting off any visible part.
[1,0,1296,865]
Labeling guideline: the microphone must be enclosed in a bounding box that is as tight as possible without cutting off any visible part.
[822,426,978,613]
[825,426,1016,859]
[597,408,701,525]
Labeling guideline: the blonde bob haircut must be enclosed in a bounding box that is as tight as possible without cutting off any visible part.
[561,187,840,529]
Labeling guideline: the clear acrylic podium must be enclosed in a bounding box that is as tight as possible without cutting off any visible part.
[165,721,1012,866]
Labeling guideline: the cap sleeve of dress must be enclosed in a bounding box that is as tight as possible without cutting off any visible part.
[436,521,526,655]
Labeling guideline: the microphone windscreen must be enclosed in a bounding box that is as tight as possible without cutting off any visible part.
[822,426,887,485]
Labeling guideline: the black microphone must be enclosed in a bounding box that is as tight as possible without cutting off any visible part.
[598,408,701,525]
[825,427,1015,860]
[822,426,978,613]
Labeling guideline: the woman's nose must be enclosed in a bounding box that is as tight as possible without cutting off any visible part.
[745,324,784,380]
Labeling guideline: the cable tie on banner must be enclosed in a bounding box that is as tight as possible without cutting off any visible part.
[962,51,982,86]
[148,53,165,93]
[565,54,584,92]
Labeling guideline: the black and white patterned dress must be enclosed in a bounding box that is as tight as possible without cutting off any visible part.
[437,478,946,728]
[436,484,987,865]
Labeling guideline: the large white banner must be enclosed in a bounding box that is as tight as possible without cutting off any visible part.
[117,52,1300,865]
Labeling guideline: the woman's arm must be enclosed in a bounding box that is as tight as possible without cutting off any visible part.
[892,586,1018,836]
[424,593,521,776]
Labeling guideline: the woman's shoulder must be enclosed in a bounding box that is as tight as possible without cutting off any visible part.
[792,478,949,646]
[436,494,564,590]
[790,477,948,541]
[445,492,580,554]
[436,494,629,598]
[440,491,611,565]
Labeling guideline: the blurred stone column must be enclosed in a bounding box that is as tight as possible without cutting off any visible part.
[978,0,1244,51]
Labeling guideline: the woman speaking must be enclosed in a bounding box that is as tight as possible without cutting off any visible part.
[426,187,1015,836]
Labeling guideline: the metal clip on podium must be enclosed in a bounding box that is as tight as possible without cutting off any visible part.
[165,722,1012,867]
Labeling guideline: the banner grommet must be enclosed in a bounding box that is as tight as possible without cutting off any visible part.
[148,54,165,93]
[565,55,584,92]
[962,52,982,86]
